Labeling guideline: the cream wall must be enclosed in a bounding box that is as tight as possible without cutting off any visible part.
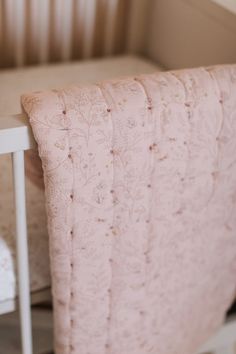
[146,0,236,69]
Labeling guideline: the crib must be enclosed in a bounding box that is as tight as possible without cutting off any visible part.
[0,1,236,354]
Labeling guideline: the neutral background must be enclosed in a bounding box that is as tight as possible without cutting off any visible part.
[0,0,236,69]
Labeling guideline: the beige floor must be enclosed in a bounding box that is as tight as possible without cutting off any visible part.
[0,308,53,354]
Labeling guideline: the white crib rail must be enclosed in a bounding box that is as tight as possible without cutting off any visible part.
[0,113,35,154]
[0,113,35,354]
[12,151,32,354]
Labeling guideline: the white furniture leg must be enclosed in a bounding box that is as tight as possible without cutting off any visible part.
[12,151,33,354]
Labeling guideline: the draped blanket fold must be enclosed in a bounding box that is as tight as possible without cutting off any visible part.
[22,66,236,354]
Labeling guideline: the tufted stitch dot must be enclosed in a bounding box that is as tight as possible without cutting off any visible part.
[70,194,73,200]
[148,106,152,110]
[159,155,168,161]
[148,143,157,151]
[112,228,117,235]
[68,154,72,159]
[107,108,111,113]
[58,299,66,306]
[62,110,66,115]
[184,102,191,107]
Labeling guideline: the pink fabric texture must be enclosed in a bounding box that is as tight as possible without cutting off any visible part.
[22,66,236,354]
[25,149,44,189]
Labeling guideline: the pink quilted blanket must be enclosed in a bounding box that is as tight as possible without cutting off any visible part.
[22,66,236,354]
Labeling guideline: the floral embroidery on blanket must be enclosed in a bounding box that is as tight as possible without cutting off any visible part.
[22,65,236,354]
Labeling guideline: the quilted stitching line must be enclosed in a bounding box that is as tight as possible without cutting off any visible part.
[132,76,158,345]
[132,77,156,264]
[59,90,75,354]
[96,83,115,354]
